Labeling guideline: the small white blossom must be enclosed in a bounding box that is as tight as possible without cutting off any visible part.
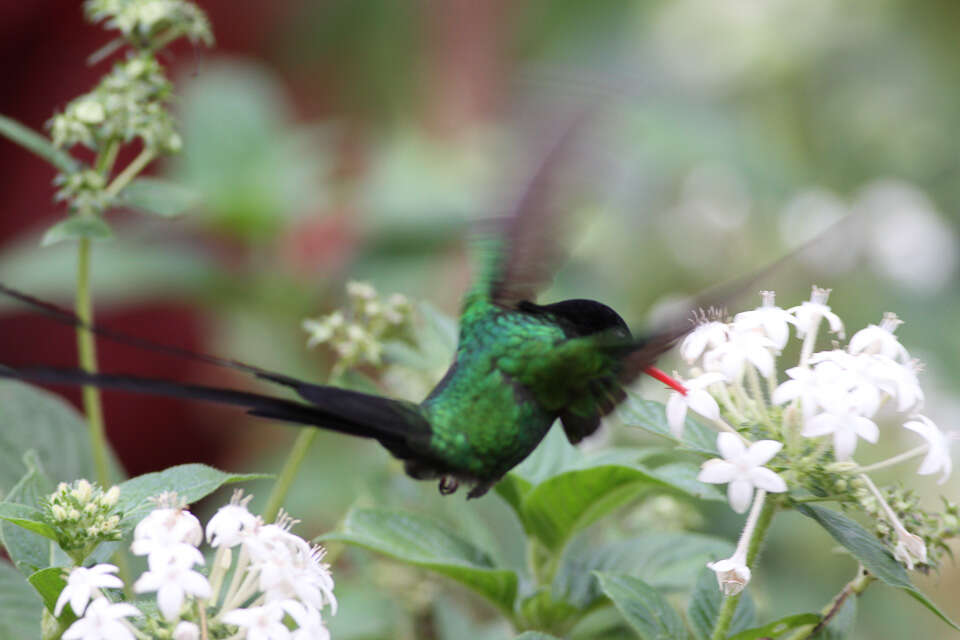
[133,546,211,620]
[702,327,777,380]
[733,291,796,349]
[893,531,928,571]
[801,390,879,460]
[707,551,751,596]
[55,564,124,617]
[223,602,291,640]
[206,491,257,548]
[173,621,200,640]
[680,318,729,363]
[848,313,909,361]
[665,372,724,437]
[697,434,787,513]
[903,415,953,483]
[284,600,331,640]
[789,286,845,339]
[131,502,202,559]
[62,597,141,640]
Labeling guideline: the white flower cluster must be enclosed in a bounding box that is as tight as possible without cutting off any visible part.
[55,491,335,640]
[46,479,122,555]
[662,286,956,591]
[303,281,412,374]
[84,0,213,46]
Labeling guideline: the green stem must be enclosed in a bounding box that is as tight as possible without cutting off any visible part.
[103,147,156,199]
[262,429,318,523]
[76,237,110,488]
[784,568,874,640]
[710,495,778,640]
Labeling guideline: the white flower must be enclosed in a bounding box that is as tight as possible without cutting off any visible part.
[223,602,291,640]
[801,390,879,460]
[733,291,796,349]
[245,521,336,614]
[706,550,751,596]
[133,546,211,620]
[665,372,724,437]
[866,356,924,413]
[702,326,777,380]
[206,492,257,548]
[903,415,953,483]
[789,286,845,339]
[848,313,909,362]
[680,319,729,363]
[697,433,787,513]
[54,564,123,617]
[284,600,331,640]
[173,621,200,640]
[131,505,202,558]
[62,597,141,640]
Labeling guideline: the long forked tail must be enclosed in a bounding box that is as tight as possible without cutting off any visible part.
[0,364,430,455]
[0,282,305,388]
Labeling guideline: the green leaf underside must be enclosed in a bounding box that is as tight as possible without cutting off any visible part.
[519,463,723,552]
[0,560,42,640]
[41,216,113,247]
[28,567,67,616]
[115,464,267,533]
[555,533,734,609]
[728,613,822,640]
[321,508,518,615]
[796,504,960,631]
[0,503,58,541]
[688,568,756,640]
[619,393,719,455]
[596,572,685,640]
[0,115,78,173]
[120,177,202,217]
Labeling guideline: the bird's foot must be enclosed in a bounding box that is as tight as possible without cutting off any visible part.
[438,475,459,495]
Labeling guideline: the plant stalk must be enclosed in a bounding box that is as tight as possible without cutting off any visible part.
[262,429,318,523]
[710,494,778,640]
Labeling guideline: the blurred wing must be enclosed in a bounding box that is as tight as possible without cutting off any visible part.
[486,110,593,307]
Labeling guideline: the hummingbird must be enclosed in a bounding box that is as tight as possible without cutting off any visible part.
[0,119,715,499]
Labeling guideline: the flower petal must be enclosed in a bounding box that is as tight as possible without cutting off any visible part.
[666,393,688,438]
[727,479,754,514]
[697,460,737,484]
[748,467,787,493]
[745,440,783,466]
[717,432,746,460]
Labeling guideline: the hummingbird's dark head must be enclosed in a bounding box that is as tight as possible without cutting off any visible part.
[522,298,631,338]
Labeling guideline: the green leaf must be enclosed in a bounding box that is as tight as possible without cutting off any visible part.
[519,461,721,552]
[0,503,57,541]
[27,567,66,615]
[0,452,57,576]
[596,572,686,640]
[321,507,518,615]
[0,560,43,640]
[114,464,267,533]
[509,426,585,486]
[618,393,718,455]
[0,114,78,173]
[796,505,960,632]
[0,381,105,493]
[119,177,202,217]
[41,216,113,247]
[515,633,563,640]
[519,588,580,634]
[493,474,532,520]
[687,568,756,640]
[728,613,822,640]
[556,533,734,609]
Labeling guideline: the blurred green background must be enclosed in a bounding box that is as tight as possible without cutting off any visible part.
[1,1,958,638]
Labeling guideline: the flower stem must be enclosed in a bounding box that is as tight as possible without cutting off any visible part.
[76,237,110,489]
[103,147,156,200]
[783,567,874,640]
[262,429,318,523]
[857,445,928,474]
[710,493,778,640]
